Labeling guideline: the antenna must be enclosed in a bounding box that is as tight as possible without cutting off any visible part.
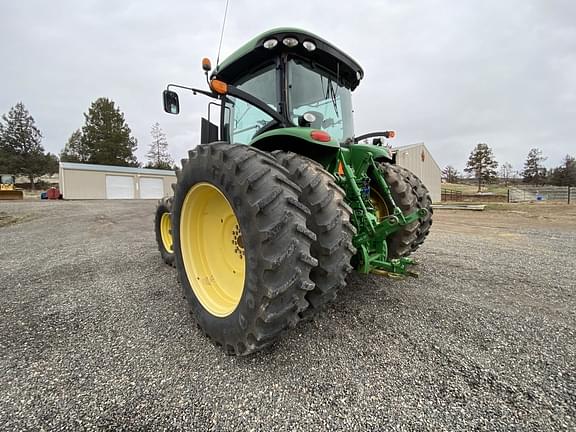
[216,0,230,68]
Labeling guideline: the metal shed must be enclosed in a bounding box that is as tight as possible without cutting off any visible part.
[59,162,176,200]
[393,143,441,202]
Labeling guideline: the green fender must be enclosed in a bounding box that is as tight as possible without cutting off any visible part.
[249,127,340,165]
[250,127,340,148]
[348,144,392,161]
[249,128,393,170]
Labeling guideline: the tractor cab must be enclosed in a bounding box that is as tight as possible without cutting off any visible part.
[164,28,370,156]
[212,28,361,147]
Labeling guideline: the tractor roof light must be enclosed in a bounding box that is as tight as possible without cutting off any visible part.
[202,57,212,71]
[302,41,316,52]
[263,38,278,49]
[210,79,228,95]
[282,37,299,48]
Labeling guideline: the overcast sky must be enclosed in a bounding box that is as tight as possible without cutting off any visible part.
[1,0,574,172]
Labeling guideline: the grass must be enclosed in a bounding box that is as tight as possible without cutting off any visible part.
[443,182,509,195]
[440,202,575,212]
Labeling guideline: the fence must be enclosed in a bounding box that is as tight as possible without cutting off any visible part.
[441,189,463,201]
[441,189,507,202]
[508,185,573,203]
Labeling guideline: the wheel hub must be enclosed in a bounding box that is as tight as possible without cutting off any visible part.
[232,224,244,258]
[180,182,245,317]
[370,188,389,222]
[160,212,173,253]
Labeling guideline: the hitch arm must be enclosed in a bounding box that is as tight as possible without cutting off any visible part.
[368,155,407,223]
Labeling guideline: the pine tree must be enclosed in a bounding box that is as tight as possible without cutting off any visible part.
[0,102,54,189]
[60,129,88,162]
[464,143,499,192]
[548,155,576,186]
[441,165,460,183]
[44,153,60,176]
[80,98,139,167]
[522,148,547,184]
[145,123,174,169]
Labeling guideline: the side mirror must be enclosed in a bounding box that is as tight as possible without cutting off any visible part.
[163,90,180,114]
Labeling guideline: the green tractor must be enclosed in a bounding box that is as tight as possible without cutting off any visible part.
[155,28,433,355]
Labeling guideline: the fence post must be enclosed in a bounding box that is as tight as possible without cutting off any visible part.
[569,186,571,205]
[507,189,510,203]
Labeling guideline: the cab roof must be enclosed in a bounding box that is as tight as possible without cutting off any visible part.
[212,27,364,90]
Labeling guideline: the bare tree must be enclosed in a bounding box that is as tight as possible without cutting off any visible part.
[499,162,514,186]
[442,165,460,183]
[146,123,174,170]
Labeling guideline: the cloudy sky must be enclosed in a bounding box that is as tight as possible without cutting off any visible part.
[1,0,574,172]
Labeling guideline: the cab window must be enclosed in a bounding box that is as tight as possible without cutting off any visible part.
[227,64,277,144]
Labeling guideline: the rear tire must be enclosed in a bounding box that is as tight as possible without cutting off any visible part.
[398,167,433,252]
[154,197,175,267]
[370,163,419,259]
[274,152,356,319]
[173,143,317,355]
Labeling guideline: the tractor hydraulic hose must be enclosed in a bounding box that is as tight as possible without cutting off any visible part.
[338,152,376,234]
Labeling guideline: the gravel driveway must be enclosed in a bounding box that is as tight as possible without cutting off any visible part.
[1,200,574,431]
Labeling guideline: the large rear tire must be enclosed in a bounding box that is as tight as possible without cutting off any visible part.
[172,143,317,355]
[369,163,419,259]
[398,167,433,252]
[274,152,356,319]
[154,196,175,267]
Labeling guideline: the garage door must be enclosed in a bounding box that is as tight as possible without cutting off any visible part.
[139,177,164,199]
[106,175,134,199]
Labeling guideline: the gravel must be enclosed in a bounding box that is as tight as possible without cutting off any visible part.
[0,200,574,431]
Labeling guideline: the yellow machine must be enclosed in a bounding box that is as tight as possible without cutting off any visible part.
[0,175,24,200]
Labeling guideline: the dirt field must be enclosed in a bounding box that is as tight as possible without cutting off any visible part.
[0,200,574,431]
[437,202,576,233]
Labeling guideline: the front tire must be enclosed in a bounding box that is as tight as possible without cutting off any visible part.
[154,197,175,267]
[173,143,317,355]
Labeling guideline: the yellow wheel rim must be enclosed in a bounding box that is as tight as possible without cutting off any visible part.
[370,189,390,222]
[160,212,173,253]
[180,182,245,317]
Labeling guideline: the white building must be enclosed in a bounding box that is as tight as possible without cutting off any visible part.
[59,162,176,200]
[393,143,441,202]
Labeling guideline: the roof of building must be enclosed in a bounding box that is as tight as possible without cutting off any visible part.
[59,162,176,176]
[392,142,441,171]
[393,142,426,152]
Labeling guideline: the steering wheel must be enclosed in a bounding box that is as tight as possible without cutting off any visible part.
[322,118,341,129]
[252,119,279,138]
